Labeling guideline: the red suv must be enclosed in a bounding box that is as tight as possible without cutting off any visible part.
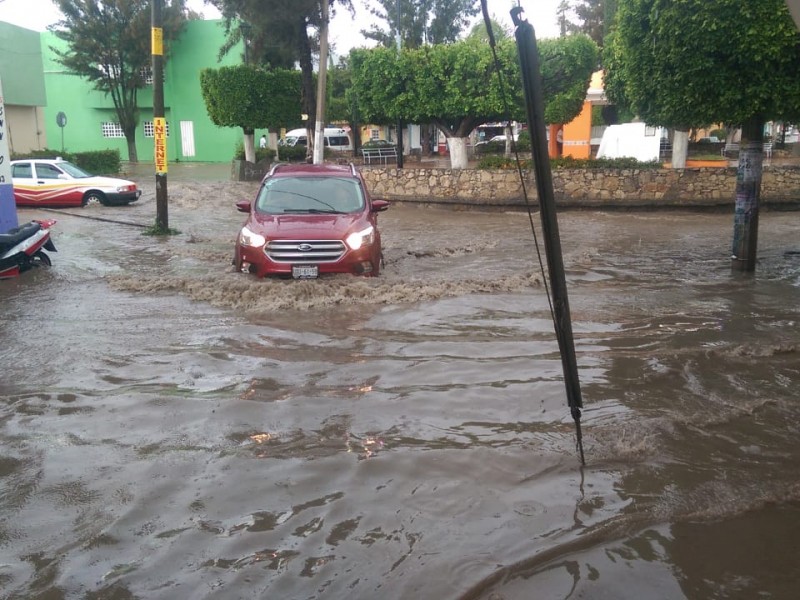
[234,163,389,278]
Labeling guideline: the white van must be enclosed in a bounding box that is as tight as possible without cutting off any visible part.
[279,127,353,152]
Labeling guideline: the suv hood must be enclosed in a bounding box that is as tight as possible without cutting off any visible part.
[250,212,366,239]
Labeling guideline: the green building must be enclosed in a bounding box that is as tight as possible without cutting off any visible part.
[3,19,266,163]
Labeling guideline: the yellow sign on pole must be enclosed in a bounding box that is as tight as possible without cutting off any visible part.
[154,117,167,174]
[151,27,163,56]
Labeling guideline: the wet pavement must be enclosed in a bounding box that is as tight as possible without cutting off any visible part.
[1,171,799,599]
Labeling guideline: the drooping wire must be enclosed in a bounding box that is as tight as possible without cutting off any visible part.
[480,0,585,464]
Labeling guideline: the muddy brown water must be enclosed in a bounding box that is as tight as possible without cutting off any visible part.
[1,175,799,599]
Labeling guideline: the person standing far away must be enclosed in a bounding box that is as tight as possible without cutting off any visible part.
[259,135,267,149]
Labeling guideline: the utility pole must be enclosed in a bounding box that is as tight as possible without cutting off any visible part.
[731,117,764,272]
[395,0,404,168]
[313,0,329,165]
[152,0,168,231]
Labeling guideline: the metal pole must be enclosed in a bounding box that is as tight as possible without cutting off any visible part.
[511,7,584,463]
[313,1,329,165]
[152,0,168,231]
[731,117,764,272]
[395,0,403,168]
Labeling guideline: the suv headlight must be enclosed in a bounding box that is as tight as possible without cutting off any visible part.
[239,226,266,248]
[346,225,375,250]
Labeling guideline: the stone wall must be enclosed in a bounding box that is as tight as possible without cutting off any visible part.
[361,165,800,209]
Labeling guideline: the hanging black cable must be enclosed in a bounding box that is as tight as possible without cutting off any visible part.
[480,0,585,464]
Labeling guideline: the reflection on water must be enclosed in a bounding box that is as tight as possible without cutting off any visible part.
[1,185,799,599]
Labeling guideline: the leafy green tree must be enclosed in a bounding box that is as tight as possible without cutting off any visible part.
[210,0,354,158]
[604,0,800,271]
[327,57,361,155]
[467,16,510,43]
[362,0,479,49]
[361,1,481,157]
[557,1,579,37]
[570,0,605,46]
[351,34,598,168]
[200,65,302,159]
[51,0,189,163]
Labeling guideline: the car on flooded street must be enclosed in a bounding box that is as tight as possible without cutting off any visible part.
[234,163,389,279]
[11,158,142,207]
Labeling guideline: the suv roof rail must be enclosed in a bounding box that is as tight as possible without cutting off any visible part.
[267,163,287,177]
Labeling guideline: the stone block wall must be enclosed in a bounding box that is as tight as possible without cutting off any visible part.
[361,166,800,209]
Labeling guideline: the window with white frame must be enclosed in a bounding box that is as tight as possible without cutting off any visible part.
[370,129,380,140]
[101,122,125,138]
[140,66,153,85]
[143,121,170,138]
[97,63,121,80]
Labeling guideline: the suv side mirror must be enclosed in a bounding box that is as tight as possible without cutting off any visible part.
[235,200,252,213]
[371,199,389,212]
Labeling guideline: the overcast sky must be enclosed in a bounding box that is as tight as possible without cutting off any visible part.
[0,0,563,56]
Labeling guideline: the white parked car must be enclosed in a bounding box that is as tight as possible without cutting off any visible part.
[11,158,141,207]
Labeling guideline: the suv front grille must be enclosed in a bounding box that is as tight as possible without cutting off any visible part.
[265,240,346,263]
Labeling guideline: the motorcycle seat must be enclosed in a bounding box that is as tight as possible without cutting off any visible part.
[0,222,42,253]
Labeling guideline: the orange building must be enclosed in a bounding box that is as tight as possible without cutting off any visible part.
[549,70,606,159]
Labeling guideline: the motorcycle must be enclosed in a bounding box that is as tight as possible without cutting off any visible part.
[0,219,58,279]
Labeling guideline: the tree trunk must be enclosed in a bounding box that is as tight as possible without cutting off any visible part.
[125,132,138,163]
[671,128,689,168]
[731,116,764,273]
[448,137,469,169]
[243,129,256,163]
[420,124,431,156]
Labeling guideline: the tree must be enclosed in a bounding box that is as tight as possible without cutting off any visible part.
[200,65,302,158]
[362,0,480,49]
[327,57,361,156]
[351,34,598,169]
[557,1,579,37]
[51,0,189,163]
[604,0,800,272]
[211,0,353,159]
[570,0,605,47]
[467,16,510,43]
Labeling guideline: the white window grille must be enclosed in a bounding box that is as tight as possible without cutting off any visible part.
[140,66,153,85]
[370,129,380,140]
[101,122,125,138]
[143,121,170,138]
[98,63,121,80]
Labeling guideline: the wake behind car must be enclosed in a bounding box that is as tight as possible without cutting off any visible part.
[234,163,389,278]
[11,158,142,207]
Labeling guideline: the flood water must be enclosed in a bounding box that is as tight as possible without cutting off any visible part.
[1,174,799,599]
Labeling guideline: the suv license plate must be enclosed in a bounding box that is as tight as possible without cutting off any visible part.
[292,265,319,279]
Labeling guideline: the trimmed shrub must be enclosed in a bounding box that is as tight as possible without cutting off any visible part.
[233,141,276,163]
[10,148,121,174]
[74,150,121,174]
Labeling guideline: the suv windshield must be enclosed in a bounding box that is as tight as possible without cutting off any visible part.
[255,176,365,214]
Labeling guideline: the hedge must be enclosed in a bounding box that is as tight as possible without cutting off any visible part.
[11,148,122,175]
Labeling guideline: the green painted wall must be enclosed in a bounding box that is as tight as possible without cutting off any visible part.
[0,23,47,106]
[40,19,268,163]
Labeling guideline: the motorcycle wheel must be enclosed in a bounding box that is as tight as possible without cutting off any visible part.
[32,250,52,267]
